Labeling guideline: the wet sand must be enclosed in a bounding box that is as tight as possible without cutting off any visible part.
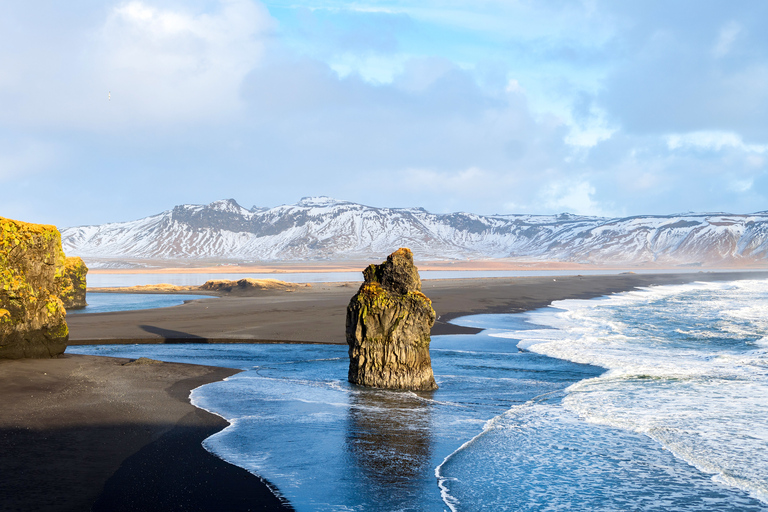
[0,355,292,512]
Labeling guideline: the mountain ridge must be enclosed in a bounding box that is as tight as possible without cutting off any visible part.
[61,197,768,268]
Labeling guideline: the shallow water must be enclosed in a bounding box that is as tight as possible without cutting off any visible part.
[68,334,600,511]
[67,279,768,511]
[66,293,214,315]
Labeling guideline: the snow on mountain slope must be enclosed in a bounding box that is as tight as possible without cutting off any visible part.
[60,197,768,266]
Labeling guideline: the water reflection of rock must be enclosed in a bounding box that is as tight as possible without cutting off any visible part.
[345,388,434,504]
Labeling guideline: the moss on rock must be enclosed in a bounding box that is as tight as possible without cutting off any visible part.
[0,217,73,359]
[57,256,88,309]
[346,248,438,390]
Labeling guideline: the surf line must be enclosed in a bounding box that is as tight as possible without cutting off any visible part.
[434,389,566,512]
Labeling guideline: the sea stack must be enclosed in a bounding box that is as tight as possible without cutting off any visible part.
[346,248,438,390]
[0,217,70,358]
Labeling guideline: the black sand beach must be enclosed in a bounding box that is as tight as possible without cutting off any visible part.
[68,271,768,343]
[0,355,291,512]
[4,271,768,511]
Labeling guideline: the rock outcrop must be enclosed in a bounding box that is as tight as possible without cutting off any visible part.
[88,278,305,294]
[0,218,69,358]
[58,256,88,309]
[346,248,438,390]
[200,278,303,293]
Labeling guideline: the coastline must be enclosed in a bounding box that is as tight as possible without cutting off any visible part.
[68,271,768,344]
[6,271,768,511]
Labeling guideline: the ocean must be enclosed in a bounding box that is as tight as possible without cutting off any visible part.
[67,278,768,511]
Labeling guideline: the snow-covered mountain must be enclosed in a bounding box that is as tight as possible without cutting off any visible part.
[61,197,768,267]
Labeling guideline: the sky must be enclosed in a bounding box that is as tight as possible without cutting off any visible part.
[2,0,768,227]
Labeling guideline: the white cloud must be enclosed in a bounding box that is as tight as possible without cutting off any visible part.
[93,0,273,125]
[666,131,768,153]
[565,124,615,148]
[505,79,524,94]
[540,179,613,216]
[330,54,410,84]
[347,1,615,44]
[597,3,768,141]
[5,0,768,227]
[728,178,753,193]
[713,21,742,59]
[746,155,765,169]
[394,57,457,91]
[400,166,493,192]
[0,0,274,131]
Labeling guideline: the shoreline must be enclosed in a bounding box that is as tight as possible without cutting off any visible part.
[67,271,768,344]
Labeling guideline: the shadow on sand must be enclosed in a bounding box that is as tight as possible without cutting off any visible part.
[139,325,210,343]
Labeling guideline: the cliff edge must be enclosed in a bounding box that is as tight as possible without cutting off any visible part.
[0,218,70,358]
[346,248,438,390]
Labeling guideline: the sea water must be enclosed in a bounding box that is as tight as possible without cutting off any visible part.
[67,279,768,511]
[66,293,214,314]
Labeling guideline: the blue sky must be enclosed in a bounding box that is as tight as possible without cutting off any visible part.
[2,0,768,226]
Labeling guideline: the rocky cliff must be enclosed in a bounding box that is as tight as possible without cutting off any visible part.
[346,248,438,391]
[58,256,88,309]
[0,218,69,358]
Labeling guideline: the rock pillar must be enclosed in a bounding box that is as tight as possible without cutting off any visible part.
[59,256,88,309]
[346,248,438,390]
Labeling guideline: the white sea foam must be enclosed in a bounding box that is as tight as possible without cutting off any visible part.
[437,398,763,511]
[497,279,768,504]
[435,409,518,512]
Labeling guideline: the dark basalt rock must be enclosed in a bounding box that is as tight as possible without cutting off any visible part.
[0,217,71,359]
[59,256,88,310]
[346,248,438,390]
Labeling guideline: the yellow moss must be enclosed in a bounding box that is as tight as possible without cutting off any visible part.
[355,282,394,320]
[45,299,59,317]
[49,320,69,339]
[54,255,88,308]
[1,217,63,292]
[407,290,432,306]
[391,247,412,259]
[0,217,70,356]
[64,257,88,280]
[0,217,60,255]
